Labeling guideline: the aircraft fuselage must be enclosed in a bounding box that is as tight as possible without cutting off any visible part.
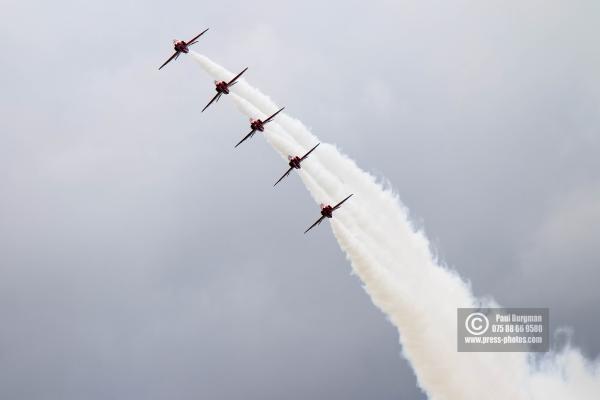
[251,120,264,131]
[173,40,189,53]
[321,206,334,218]
[215,81,230,94]
[289,157,302,169]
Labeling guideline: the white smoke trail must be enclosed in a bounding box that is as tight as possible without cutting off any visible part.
[191,52,600,399]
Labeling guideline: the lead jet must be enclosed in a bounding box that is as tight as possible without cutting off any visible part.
[235,107,285,148]
[273,143,320,186]
[158,29,209,70]
[304,194,354,234]
[202,67,248,112]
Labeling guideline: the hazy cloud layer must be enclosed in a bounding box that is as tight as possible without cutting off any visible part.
[0,1,598,399]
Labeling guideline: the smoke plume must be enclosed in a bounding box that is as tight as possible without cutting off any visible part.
[191,52,600,399]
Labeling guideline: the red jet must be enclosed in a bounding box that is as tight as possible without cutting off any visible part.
[202,67,248,112]
[304,194,354,234]
[274,143,320,186]
[235,107,285,148]
[158,29,209,70]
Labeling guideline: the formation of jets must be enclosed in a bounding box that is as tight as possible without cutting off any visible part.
[159,30,353,234]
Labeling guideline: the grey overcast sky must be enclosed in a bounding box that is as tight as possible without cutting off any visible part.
[1,1,599,399]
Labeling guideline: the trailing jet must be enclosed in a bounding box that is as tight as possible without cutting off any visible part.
[273,143,320,186]
[235,107,285,148]
[158,29,209,70]
[304,194,354,234]
[202,67,248,112]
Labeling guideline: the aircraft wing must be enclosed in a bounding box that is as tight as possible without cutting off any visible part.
[273,167,294,187]
[263,107,285,124]
[202,92,221,112]
[227,67,248,86]
[300,143,320,161]
[234,129,256,148]
[186,28,209,45]
[304,216,326,234]
[159,52,179,70]
[332,194,354,210]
